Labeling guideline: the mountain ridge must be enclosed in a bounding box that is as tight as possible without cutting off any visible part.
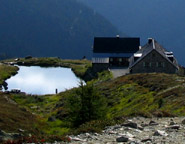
[0,0,121,59]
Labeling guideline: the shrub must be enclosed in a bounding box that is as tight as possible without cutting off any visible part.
[67,81,107,127]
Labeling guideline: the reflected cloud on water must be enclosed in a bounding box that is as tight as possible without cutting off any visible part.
[6,66,81,95]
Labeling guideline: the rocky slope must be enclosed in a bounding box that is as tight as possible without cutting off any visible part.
[69,117,185,144]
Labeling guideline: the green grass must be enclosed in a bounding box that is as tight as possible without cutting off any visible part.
[0,92,42,134]
[98,73,185,118]
[0,64,18,85]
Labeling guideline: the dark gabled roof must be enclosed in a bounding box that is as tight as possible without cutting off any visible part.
[134,39,167,56]
[93,37,140,53]
[130,39,179,69]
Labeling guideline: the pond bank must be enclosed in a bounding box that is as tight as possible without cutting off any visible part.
[0,64,19,90]
[2,57,93,81]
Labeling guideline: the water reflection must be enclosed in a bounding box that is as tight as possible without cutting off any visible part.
[6,66,81,95]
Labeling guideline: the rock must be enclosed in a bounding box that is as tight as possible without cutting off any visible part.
[0,130,6,136]
[166,125,180,130]
[113,125,122,130]
[125,132,135,138]
[149,120,158,126]
[122,122,138,129]
[0,130,22,142]
[129,142,139,144]
[12,133,22,139]
[153,130,168,136]
[71,137,86,142]
[141,138,152,142]
[141,123,149,127]
[116,136,129,142]
[108,131,117,134]
[138,126,144,130]
[169,121,175,125]
[94,133,99,136]
[182,119,185,125]
[18,129,25,133]
[48,116,56,122]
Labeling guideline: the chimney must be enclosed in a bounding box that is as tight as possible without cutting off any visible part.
[148,38,153,44]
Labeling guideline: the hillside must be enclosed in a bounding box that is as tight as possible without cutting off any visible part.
[0,0,121,59]
[8,71,185,136]
[0,59,185,142]
[78,0,185,66]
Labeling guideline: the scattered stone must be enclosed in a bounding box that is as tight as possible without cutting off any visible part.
[167,125,180,130]
[0,130,6,136]
[18,129,25,133]
[149,120,158,126]
[116,136,129,142]
[137,126,144,130]
[153,130,168,136]
[169,121,175,125]
[129,141,139,144]
[141,123,149,127]
[71,137,86,142]
[68,117,185,144]
[94,133,99,136]
[182,119,185,125]
[122,122,138,129]
[0,130,22,142]
[113,125,122,130]
[108,131,117,134]
[141,138,152,142]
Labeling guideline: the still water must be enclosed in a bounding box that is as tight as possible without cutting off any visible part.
[6,66,81,95]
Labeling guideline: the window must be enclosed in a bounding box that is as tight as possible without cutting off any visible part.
[156,62,165,67]
[143,62,146,67]
[119,58,122,62]
[143,62,151,67]
[110,58,113,62]
[149,62,152,67]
